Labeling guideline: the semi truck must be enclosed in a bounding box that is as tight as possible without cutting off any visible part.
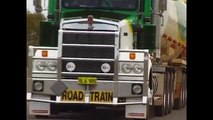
[27,0,186,119]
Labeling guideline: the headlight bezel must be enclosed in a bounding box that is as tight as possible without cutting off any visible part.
[35,61,46,71]
[34,60,57,71]
[133,64,143,74]
[47,61,57,71]
[121,64,132,73]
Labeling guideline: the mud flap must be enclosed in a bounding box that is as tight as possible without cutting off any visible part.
[125,104,147,119]
[29,94,50,116]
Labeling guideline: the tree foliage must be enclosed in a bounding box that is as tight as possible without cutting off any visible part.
[27,11,46,46]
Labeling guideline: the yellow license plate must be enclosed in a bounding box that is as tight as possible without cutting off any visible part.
[61,89,85,101]
[78,77,97,85]
[90,91,113,103]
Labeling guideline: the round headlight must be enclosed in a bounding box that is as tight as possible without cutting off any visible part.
[33,81,43,91]
[101,63,111,73]
[122,64,132,73]
[36,61,46,71]
[132,84,142,94]
[47,61,57,71]
[133,64,143,74]
[66,62,76,72]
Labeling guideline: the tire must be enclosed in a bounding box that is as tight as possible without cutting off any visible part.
[173,69,184,109]
[164,72,169,115]
[182,71,187,108]
[180,70,186,108]
[154,93,165,116]
[184,73,187,106]
[168,71,174,113]
[180,86,184,108]
[170,71,175,113]
[148,97,155,119]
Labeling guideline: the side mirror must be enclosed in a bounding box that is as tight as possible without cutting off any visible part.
[159,0,167,11]
[33,0,43,13]
[33,0,41,6]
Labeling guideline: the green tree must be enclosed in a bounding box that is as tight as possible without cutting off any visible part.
[27,11,46,46]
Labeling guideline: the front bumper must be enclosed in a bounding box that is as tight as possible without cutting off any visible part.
[28,78,148,105]
[27,92,148,105]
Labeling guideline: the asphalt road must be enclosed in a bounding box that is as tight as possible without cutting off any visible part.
[27,102,186,120]
[151,107,186,120]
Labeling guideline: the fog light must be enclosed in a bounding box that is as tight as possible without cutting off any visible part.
[122,64,132,73]
[33,81,43,91]
[132,84,142,94]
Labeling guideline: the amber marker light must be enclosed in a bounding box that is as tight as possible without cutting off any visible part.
[42,50,48,57]
[130,52,136,60]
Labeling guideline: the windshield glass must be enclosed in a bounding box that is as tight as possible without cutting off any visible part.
[61,0,138,10]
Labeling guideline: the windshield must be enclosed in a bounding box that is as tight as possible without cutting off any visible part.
[61,0,138,10]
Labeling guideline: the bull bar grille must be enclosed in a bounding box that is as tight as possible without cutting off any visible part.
[60,31,117,80]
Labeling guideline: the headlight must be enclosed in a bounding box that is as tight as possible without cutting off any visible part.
[122,64,132,73]
[66,62,76,72]
[132,84,142,94]
[47,61,57,71]
[33,81,43,91]
[36,61,46,71]
[133,64,143,74]
[101,63,110,73]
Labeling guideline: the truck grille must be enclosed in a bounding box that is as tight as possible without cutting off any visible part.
[61,31,116,79]
[63,32,115,45]
[62,46,114,59]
